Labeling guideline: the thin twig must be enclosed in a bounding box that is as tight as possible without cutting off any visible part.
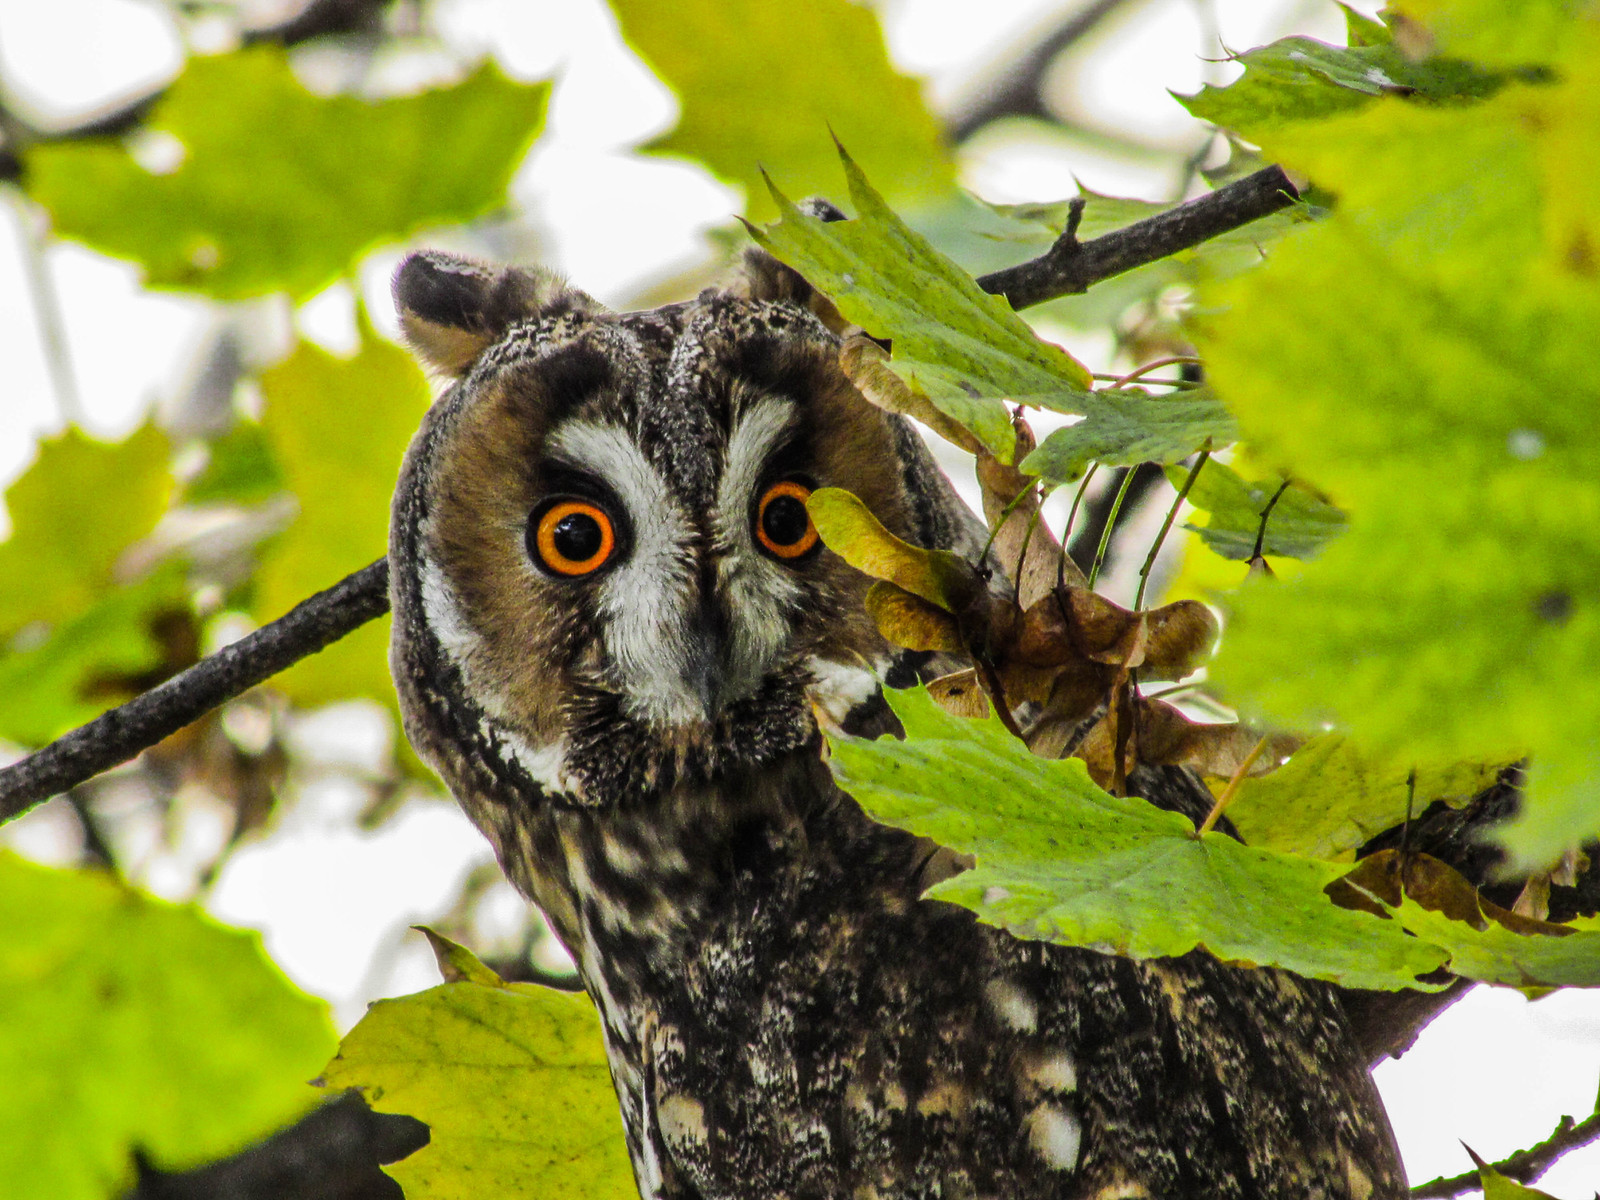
[1249,478,1293,561]
[977,165,1301,310]
[947,0,1142,143]
[1133,448,1208,610]
[8,194,83,424]
[0,559,390,826]
[1195,735,1270,837]
[1408,1103,1600,1198]
[1108,355,1202,390]
[1087,468,1138,589]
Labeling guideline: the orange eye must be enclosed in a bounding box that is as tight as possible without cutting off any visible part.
[529,498,617,577]
[755,479,820,560]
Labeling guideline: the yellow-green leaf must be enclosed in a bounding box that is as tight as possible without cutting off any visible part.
[28,48,549,299]
[0,852,336,1199]
[254,328,430,707]
[322,959,635,1199]
[808,487,976,612]
[610,0,952,218]
[1226,735,1507,860]
[751,149,1092,457]
[0,423,171,636]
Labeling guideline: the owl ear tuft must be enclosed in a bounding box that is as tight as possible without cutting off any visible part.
[736,199,849,334]
[392,251,601,378]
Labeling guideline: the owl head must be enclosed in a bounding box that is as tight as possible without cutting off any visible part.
[387,248,986,814]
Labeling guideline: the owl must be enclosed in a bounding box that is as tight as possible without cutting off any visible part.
[385,245,1406,1200]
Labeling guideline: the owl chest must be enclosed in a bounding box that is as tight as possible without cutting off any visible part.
[540,799,1082,1200]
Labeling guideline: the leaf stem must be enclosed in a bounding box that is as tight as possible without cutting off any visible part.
[1249,478,1293,561]
[1107,355,1201,390]
[1087,469,1137,590]
[1057,463,1098,591]
[1194,735,1270,838]
[1133,448,1209,610]
[1089,372,1198,389]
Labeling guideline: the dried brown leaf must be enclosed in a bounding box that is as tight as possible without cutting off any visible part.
[839,331,984,456]
[865,581,963,652]
[1141,599,1220,681]
[977,411,1082,600]
[927,668,990,719]
[1328,850,1578,938]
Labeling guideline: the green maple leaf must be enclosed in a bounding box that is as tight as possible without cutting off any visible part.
[322,934,635,1199]
[28,48,548,299]
[1199,12,1600,867]
[751,149,1093,457]
[830,687,1449,991]
[0,853,335,1199]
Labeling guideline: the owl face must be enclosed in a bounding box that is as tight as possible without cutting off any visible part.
[388,252,977,809]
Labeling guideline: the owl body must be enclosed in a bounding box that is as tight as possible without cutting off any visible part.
[387,250,1405,1199]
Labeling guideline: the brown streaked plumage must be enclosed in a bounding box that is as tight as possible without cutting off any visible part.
[386,244,1406,1199]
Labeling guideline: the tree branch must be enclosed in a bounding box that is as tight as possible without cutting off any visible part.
[125,1090,426,1200]
[1408,1103,1600,1198]
[0,0,395,184]
[976,165,1301,309]
[0,559,389,826]
[947,0,1140,143]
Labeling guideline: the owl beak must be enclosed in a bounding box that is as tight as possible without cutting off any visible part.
[683,602,728,723]
[676,578,738,725]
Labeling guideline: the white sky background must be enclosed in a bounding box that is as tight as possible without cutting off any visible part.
[1,0,1598,1193]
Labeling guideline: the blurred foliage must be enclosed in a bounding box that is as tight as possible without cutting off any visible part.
[0,425,172,633]
[323,933,635,1199]
[0,852,336,1198]
[1198,8,1600,868]
[28,49,549,299]
[253,326,431,709]
[612,0,953,219]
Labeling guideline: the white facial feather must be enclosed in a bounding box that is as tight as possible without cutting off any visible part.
[548,421,704,727]
[714,396,804,699]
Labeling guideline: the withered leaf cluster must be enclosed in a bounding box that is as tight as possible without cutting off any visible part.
[811,354,1282,796]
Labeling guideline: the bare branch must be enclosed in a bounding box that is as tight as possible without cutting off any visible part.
[947,0,1140,143]
[0,559,389,826]
[1408,1103,1600,1198]
[124,1090,426,1200]
[977,165,1301,310]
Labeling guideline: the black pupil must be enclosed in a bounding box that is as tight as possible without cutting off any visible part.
[553,512,603,563]
[762,494,809,546]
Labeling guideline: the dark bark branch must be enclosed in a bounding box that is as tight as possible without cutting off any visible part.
[125,1091,426,1200]
[0,559,389,826]
[0,0,395,183]
[1408,1103,1600,1198]
[947,0,1139,143]
[976,165,1301,310]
